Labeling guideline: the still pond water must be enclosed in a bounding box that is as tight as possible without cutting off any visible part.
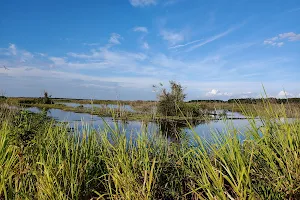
[58,102,135,112]
[27,107,261,141]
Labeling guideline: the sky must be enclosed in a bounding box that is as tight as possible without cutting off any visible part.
[0,0,300,100]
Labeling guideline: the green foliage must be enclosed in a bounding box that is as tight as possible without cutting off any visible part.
[155,82,205,117]
[14,91,54,105]
[0,96,7,104]
[10,110,49,147]
[156,81,186,116]
[179,103,205,117]
[0,124,17,199]
[42,91,53,104]
[1,99,300,199]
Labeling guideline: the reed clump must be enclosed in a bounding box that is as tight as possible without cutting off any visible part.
[0,100,300,199]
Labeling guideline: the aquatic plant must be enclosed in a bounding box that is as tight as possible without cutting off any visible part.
[0,99,300,199]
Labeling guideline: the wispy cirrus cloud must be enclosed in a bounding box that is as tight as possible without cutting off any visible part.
[160,29,185,45]
[82,33,122,50]
[168,23,243,52]
[129,0,156,7]
[83,42,102,46]
[129,0,181,7]
[133,26,150,49]
[142,42,150,49]
[185,27,237,52]
[133,26,148,33]
[109,33,122,45]
[1,30,299,100]
[264,32,300,47]
[169,39,202,49]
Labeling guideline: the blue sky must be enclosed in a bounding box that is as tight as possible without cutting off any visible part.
[0,0,300,100]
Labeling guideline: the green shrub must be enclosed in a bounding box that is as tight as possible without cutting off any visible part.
[179,103,205,117]
[156,81,186,116]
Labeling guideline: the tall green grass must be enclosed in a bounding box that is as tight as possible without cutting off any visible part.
[0,101,300,199]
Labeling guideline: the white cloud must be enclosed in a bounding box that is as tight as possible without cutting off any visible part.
[205,90,260,100]
[231,92,258,99]
[37,53,46,57]
[109,33,122,45]
[68,49,147,62]
[186,27,237,52]
[263,37,284,47]
[133,26,148,33]
[66,48,154,73]
[1,41,300,100]
[277,90,295,98]
[160,29,184,45]
[150,53,186,69]
[80,83,116,89]
[129,0,156,7]
[279,32,300,41]
[49,57,66,66]
[0,66,162,90]
[65,32,151,71]
[0,44,34,63]
[9,44,17,55]
[142,42,150,49]
[264,32,300,47]
[20,51,34,62]
[169,39,202,49]
[205,89,232,97]
[133,27,149,49]
[83,43,101,46]
[277,42,284,47]
[1,61,300,100]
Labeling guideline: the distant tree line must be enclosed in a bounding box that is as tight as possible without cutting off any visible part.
[189,100,225,103]
[228,98,300,104]
[18,91,53,104]
[189,98,300,104]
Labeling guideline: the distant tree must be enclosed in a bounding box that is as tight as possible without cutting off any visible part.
[42,90,53,104]
[154,81,186,116]
[0,90,6,99]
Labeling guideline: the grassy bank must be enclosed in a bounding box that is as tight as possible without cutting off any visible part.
[3,96,300,119]
[1,101,300,199]
[21,103,220,122]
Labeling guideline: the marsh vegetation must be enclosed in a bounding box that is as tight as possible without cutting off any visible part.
[1,98,300,199]
[1,83,300,199]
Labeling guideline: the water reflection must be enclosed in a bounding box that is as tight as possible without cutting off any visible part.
[210,110,248,119]
[57,102,135,112]
[26,107,257,141]
[155,119,206,142]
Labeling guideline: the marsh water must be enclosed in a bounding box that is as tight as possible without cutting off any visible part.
[27,106,260,141]
[58,102,135,112]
